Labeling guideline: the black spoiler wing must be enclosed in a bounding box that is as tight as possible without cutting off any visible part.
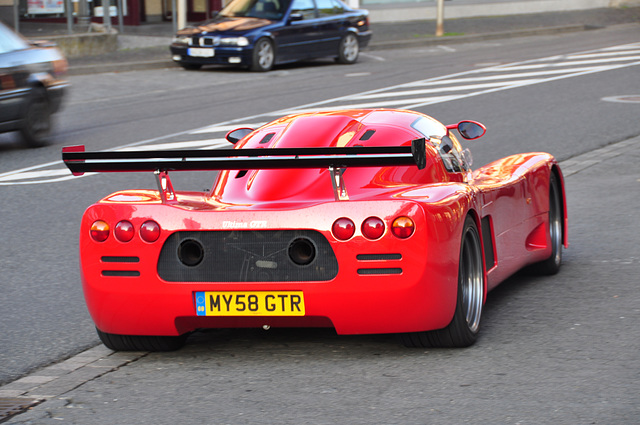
[61,139,427,175]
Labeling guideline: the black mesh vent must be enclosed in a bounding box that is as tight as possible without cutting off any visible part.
[357,268,402,275]
[102,270,141,277]
[158,230,338,282]
[102,256,140,263]
[356,253,402,261]
[360,129,376,141]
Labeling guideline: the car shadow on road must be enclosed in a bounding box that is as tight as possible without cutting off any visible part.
[175,268,558,355]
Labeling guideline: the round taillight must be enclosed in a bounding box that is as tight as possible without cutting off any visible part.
[115,220,134,242]
[140,220,161,243]
[391,216,415,239]
[361,217,385,240]
[332,218,355,241]
[90,220,110,242]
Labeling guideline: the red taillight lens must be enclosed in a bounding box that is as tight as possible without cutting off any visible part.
[361,217,385,240]
[115,220,134,242]
[391,217,415,239]
[90,220,110,242]
[332,218,355,241]
[140,220,161,243]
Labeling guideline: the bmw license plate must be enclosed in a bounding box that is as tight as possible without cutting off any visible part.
[195,291,305,316]
[187,47,214,58]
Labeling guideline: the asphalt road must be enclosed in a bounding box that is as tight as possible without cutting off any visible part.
[1,23,639,423]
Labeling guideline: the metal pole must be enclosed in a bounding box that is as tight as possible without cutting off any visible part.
[103,0,112,32]
[66,0,73,34]
[117,0,124,33]
[178,0,186,30]
[435,0,444,37]
[172,0,177,34]
[13,0,19,32]
[78,0,90,27]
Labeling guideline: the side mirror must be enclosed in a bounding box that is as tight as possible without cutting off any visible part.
[456,121,486,140]
[225,128,254,144]
[288,12,303,22]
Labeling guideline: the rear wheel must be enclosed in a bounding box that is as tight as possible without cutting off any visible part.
[401,216,484,348]
[20,88,51,148]
[529,172,563,275]
[97,328,187,352]
[251,38,275,72]
[336,33,359,64]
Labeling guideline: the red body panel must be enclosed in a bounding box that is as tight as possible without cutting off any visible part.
[74,109,566,337]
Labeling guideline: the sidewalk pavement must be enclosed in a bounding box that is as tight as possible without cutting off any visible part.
[16,5,640,75]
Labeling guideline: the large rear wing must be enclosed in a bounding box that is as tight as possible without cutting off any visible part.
[62,139,427,202]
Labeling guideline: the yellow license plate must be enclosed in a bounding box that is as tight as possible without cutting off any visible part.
[195,291,305,316]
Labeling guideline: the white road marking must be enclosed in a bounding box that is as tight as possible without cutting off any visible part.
[4,42,640,186]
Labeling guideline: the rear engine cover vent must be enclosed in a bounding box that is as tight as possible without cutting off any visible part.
[158,230,338,282]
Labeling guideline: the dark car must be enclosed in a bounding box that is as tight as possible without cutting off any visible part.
[0,22,68,147]
[170,0,371,72]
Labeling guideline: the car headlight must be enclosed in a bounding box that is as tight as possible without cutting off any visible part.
[219,37,249,47]
[172,37,190,45]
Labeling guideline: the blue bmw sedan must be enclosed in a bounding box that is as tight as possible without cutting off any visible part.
[170,0,371,71]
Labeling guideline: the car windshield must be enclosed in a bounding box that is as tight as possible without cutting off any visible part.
[0,23,30,54]
[219,0,292,20]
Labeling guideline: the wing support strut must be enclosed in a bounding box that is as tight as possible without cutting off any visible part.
[155,170,176,203]
[329,166,348,201]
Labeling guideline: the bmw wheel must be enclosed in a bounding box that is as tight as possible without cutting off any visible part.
[401,216,484,348]
[251,38,275,72]
[336,33,359,64]
[97,328,187,352]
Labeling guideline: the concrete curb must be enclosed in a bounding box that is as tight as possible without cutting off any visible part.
[38,32,118,58]
[366,23,593,51]
[67,58,178,76]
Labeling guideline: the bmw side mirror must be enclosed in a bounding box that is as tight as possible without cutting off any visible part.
[225,128,254,144]
[288,13,303,23]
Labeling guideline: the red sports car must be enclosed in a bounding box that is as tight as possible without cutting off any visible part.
[62,109,567,351]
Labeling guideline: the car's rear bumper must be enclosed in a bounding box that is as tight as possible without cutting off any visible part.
[80,198,463,337]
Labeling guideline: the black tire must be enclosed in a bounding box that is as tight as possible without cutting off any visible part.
[97,328,187,352]
[401,216,484,348]
[336,33,359,64]
[20,88,51,148]
[529,172,563,275]
[180,63,202,70]
[250,38,275,72]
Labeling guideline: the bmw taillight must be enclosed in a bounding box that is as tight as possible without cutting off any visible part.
[90,220,110,242]
[114,220,134,242]
[391,217,415,239]
[361,217,385,240]
[332,218,355,241]
[140,220,161,243]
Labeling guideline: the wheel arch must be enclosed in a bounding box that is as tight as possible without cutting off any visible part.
[253,34,278,61]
